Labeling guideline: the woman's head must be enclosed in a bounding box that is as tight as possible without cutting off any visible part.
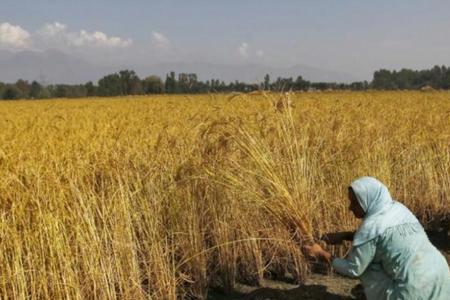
[348,177,393,219]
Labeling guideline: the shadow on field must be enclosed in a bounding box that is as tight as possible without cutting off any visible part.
[425,214,450,254]
[427,229,450,253]
[209,283,365,300]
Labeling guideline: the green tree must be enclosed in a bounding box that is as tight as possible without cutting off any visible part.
[2,85,23,100]
[84,81,97,96]
[263,74,270,90]
[178,73,198,93]
[143,75,164,94]
[372,69,397,89]
[119,70,142,95]
[442,67,450,89]
[165,71,177,93]
[55,85,70,97]
[15,79,31,98]
[38,86,52,99]
[0,82,5,97]
[294,75,309,91]
[98,73,122,96]
[30,81,42,99]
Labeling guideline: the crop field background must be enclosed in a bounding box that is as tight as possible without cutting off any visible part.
[0,91,449,299]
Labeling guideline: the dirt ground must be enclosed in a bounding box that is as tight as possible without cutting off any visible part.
[208,231,449,300]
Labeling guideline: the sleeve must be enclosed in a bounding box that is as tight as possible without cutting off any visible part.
[331,240,377,278]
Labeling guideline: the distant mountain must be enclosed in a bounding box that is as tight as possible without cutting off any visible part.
[0,50,112,84]
[0,50,357,84]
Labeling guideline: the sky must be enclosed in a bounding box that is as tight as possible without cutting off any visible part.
[1,0,450,80]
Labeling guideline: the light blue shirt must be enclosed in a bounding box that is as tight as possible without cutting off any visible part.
[332,223,450,300]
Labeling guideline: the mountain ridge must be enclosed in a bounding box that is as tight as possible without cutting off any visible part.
[0,50,358,84]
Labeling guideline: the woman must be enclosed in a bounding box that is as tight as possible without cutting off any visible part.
[305,176,450,299]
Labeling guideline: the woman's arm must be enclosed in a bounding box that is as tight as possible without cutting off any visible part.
[332,240,377,278]
[321,231,355,244]
[342,231,355,241]
[304,239,377,278]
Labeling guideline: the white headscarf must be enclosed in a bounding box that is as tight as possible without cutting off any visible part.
[351,177,420,246]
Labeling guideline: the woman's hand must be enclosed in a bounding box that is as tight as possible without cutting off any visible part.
[303,243,332,264]
[304,243,325,257]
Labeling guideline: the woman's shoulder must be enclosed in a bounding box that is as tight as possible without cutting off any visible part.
[378,222,426,246]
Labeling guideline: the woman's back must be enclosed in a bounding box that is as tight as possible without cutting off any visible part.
[367,222,450,299]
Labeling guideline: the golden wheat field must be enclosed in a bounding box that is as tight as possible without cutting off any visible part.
[0,91,449,299]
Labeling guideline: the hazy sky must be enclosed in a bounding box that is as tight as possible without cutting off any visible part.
[1,0,450,80]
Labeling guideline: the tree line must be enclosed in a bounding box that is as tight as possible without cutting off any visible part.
[372,66,450,90]
[1,65,449,100]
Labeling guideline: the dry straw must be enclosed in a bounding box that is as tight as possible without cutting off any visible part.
[0,92,449,299]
